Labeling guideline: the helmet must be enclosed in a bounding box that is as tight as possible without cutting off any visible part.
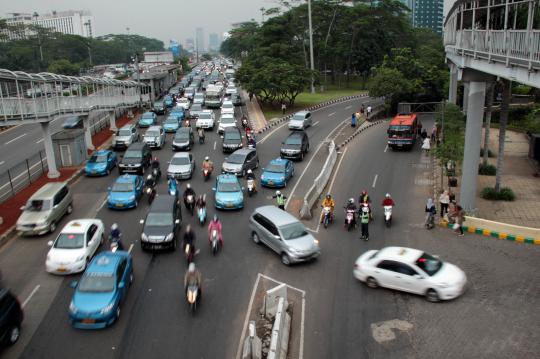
[276,190,281,196]
[213,214,218,222]
[188,262,196,273]
[187,183,191,189]
[111,223,118,230]
[205,156,209,161]
[247,169,252,174]
[326,194,331,199]
[385,193,390,198]
[348,198,354,204]
[185,224,191,232]
[147,174,152,180]
[361,190,367,196]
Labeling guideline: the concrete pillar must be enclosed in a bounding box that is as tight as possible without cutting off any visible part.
[462,82,470,114]
[448,64,458,104]
[460,81,486,213]
[82,117,95,150]
[109,110,117,131]
[40,122,60,178]
[149,80,155,104]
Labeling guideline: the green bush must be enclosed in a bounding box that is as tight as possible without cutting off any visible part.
[479,148,495,157]
[478,163,496,175]
[480,187,516,201]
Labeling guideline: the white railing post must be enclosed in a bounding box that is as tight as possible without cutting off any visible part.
[526,0,535,70]
[504,0,510,66]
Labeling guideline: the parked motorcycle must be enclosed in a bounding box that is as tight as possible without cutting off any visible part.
[210,229,220,256]
[383,206,393,228]
[322,206,333,229]
[247,179,256,197]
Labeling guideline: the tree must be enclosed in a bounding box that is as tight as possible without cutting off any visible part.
[201,53,212,61]
[433,103,466,168]
[47,59,80,76]
[494,79,511,193]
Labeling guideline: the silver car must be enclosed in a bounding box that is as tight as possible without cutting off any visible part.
[288,111,312,130]
[167,152,195,179]
[249,206,320,265]
[16,182,73,235]
[143,126,166,149]
[112,124,139,150]
[222,148,259,176]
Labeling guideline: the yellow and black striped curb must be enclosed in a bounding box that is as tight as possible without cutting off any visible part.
[439,221,540,245]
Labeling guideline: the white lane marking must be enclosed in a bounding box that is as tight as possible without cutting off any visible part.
[0,161,4,166]
[384,144,388,153]
[345,105,352,110]
[257,121,288,145]
[312,121,319,126]
[235,273,262,359]
[325,118,350,141]
[285,142,324,209]
[22,284,40,308]
[36,138,44,144]
[96,197,108,213]
[213,141,217,151]
[313,147,348,233]
[128,243,134,254]
[5,133,27,145]
[372,174,378,188]
[328,112,335,117]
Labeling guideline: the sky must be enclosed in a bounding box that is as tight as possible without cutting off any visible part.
[2,0,277,46]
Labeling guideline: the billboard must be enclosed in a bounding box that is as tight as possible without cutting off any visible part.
[169,40,180,57]
[143,51,174,64]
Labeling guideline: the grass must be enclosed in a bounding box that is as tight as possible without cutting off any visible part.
[261,86,367,120]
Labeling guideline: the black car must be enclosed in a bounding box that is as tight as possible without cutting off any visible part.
[0,287,23,347]
[140,196,182,251]
[172,127,194,151]
[280,131,309,160]
[222,127,243,153]
[152,101,166,115]
[118,142,152,175]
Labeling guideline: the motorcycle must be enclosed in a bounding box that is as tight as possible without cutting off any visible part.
[185,195,195,215]
[151,167,161,182]
[168,179,178,196]
[247,179,256,197]
[184,243,195,264]
[322,206,333,229]
[145,186,156,204]
[202,168,211,181]
[241,117,248,129]
[345,209,356,231]
[186,283,199,313]
[384,206,393,227]
[210,229,220,255]
[197,205,207,225]
[199,134,205,144]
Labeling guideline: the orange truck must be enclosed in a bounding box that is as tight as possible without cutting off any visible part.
[387,113,420,150]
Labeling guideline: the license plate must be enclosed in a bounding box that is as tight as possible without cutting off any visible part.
[92,170,97,174]
[268,181,274,185]
[226,204,233,208]
[82,319,95,324]
[397,144,403,147]
[116,203,124,207]
[57,267,67,272]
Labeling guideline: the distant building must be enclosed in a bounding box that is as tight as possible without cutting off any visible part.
[185,38,195,52]
[195,27,205,53]
[411,0,444,35]
[1,10,95,40]
[208,33,220,52]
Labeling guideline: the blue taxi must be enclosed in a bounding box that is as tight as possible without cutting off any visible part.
[164,95,174,108]
[107,174,144,209]
[163,116,180,133]
[213,174,244,210]
[261,158,294,188]
[169,108,185,121]
[138,112,157,128]
[85,150,117,176]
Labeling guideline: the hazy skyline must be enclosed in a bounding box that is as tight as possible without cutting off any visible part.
[2,0,275,46]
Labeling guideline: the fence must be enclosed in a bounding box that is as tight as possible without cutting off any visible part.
[0,112,111,204]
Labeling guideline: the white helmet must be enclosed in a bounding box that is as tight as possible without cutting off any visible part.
[247,169,252,174]
[385,193,390,198]
[349,198,354,204]
[187,183,191,189]
[205,156,209,161]
[111,223,118,230]
[188,262,196,273]
[147,174,153,180]
[276,190,281,196]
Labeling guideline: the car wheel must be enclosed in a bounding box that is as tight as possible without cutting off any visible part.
[366,277,379,288]
[106,167,111,175]
[116,307,121,320]
[49,221,57,233]
[67,204,73,214]
[301,152,304,160]
[281,253,291,266]
[251,232,260,244]
[6,324,20,345]
[426,289,440,302]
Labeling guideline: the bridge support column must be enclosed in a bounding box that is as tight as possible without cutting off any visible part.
[40,122,60,179]
[462,83,470,114]
[109,111,117,131]
[448,64,458,104]
[82,117,95,151]
[460,81,486,213]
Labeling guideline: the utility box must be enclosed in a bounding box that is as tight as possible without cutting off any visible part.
[52,129,87,167]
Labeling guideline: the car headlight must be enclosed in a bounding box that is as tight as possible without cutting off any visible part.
[100,302,115,315]
[280,177,285,181]
[76,255,85,261]
[128,195,136,201]
[437,282,450,288]
[141,233,148,241]
[69,301,78,314]
[165,233,174,241]
[313,239,319,246]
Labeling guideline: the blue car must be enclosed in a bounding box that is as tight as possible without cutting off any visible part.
[164,95,174,108]
[169,108,185,121]
[163,116,180,133]
[85,150,117,176]
[138,112,157,128]
[261,158,294,188]
[69,251,133,329]
[213,174,244,210]
[107,174,144,209]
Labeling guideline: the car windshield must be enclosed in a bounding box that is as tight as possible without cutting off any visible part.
[174,132,189,141]
[225,131,241,140]
[89,154,107,163]
[266,164,285,173]
[145,130,160,137]
[78,272,115,293]
[112,182,134,192]
[165,118,178,124]
[222,103,233,109]
[117,129,132,137]
[142,113,154,119]
[153,102,163,107]
[415,252,443,276]
[146,212,173,226]
[217,181,240,192]
[280,222,308,240]
[221,117,235,124]
[227,154,245,164]
[199,113,212,119]
[388,125,413,135]
[171,156,190,165]
[195,94,204,99]
[179,98,188,103]
[285,136,302,145]
[54,233,84,249]
[191,104,202,111]
[123,150,141,159]
[293,114,306,121]
[25,199,51,211]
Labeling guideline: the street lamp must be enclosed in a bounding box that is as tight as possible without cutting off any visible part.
[307,0,315,94]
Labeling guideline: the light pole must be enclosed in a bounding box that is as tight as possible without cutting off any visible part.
[84,21,93,66]
[307,0,315,93]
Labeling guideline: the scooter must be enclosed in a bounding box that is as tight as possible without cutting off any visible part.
[186,283,199,313]
[184,243,194,264]
[247,179,256,197]
[202,168,211,181]
[185,195,195,215]
[345,209,356,231]
[383,206,393,228]
[168,179,178,196]
[210,229,220,256]
[241,117,248,129]
[197,205,207,225]
[322,206,333,229]
[145,186,156,204]
[151,167,161,183]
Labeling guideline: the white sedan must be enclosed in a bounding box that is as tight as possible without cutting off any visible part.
[176,97,190,111]
[220,100,235,116]
[353,246,467,302]
[46,219,104,274]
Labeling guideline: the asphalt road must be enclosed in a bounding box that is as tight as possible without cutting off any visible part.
[1,104,538,359]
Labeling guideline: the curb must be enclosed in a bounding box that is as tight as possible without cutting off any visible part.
[256,94,370,134]
[335,119,386,150]
[438,221,540,245]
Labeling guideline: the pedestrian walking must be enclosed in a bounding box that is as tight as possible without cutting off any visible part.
[420,128,428,140]
[366,105,372,119]
[351,112,357,127]
[431,123,437,142]
[281,103,286,115]
[448,189,456,204]
[360,104,365,116]
[422,137,431,153]
[249,92,253,102]
[439,190,450,218]
[452,205,465,236]
[360,206,370,240]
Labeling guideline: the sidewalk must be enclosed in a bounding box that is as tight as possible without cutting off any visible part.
[0,109,140,239]
[240,90,268,132]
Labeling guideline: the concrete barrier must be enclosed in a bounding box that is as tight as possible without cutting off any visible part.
[242,321,262,359]
[267,297,291,359]
[300,141,337,219]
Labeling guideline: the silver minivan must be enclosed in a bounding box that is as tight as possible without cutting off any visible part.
[222,148,259,177]
[112,124,139,150]
[249,205,320,265]
[16,182,73,236]
[288,111,312,130]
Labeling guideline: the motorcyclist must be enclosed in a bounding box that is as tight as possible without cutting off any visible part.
[197,127,205,142]
[247,134,256,148]
[344,198,357,226]
[151,156,161,178]
[109,223,124,250]
[184,262,202,300]
[183,183,196,209]
[202,156,214,173]
[381,193,395,207]
[168,177,178,196]
[196,194,206,209]
[273,190,287,210]
[145,174,156,189]
[183,224,196,251]
[241,115,248,128]
[207,214,224,247]
[246,169,257,191]
[321,194,335,223]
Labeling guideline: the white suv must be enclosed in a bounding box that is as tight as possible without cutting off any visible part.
[220,100,234,117]
[176,97,190,111]
[142,125,166,149]
[218,113,236,134]
[112,124,139,150]
[195,110,216,130]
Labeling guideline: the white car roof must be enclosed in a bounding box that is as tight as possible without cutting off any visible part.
[222,101,233,106]
[146,125,162,131]
[375,246,424,264]
[172,152,190,159]
[61,219,100,234]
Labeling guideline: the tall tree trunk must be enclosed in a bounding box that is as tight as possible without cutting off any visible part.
[494,80,511,192]
[346,29,357,87]
[482,83,494,165]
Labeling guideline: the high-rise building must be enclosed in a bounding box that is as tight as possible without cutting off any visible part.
[185,38,195,52]
[411,0,444,34]
[208,33,220,52]
[1,10,95,40]
[195,27,205,53]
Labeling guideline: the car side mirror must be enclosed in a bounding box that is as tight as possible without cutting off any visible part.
[70,280,78,288]
[212,187,216,191]
[118,282,125,289]
[139,219,144,224]
[47,240,53,246]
